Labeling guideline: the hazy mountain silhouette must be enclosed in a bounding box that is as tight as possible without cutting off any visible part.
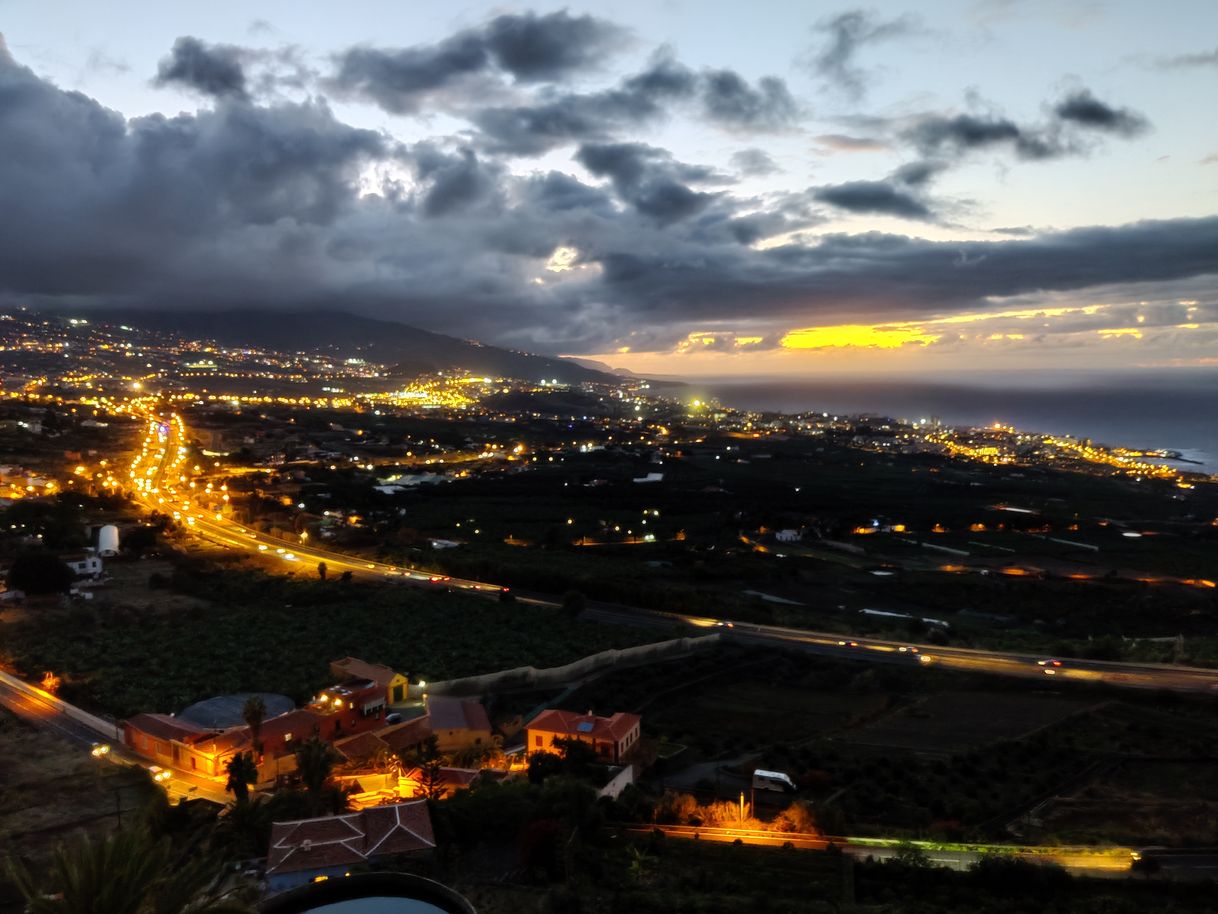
[77,308,623,385]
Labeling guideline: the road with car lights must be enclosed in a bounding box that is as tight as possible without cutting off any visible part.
[133,410,1218,696]
[0,668,228,803]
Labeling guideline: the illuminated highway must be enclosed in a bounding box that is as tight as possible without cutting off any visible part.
[134,411,1218,695]
[0,669,228,804]
[620,824,1134,875]
[126,412,513,598]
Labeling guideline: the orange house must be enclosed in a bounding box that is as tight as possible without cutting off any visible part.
[526,709,641,763]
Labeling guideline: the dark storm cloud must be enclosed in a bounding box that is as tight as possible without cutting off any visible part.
[481,10,628,81]
[575,142,722,223]
[809,9,920,99]
[811,159,945,220]
[700,70,799,131]
[2,39,1216,356]
[443,52,694,156]
[1053,89,1149,137]
[730,148,781,176]
[329,35,489,114]
[890,159,947,187]
[154,36,249,100]
[471,55,794,155]
[588,216,1218,336]
[903,112,1067,160]
[411,144,504,217]
[812,180,931,219]
[328,11,625,114]
[0,44,387,296]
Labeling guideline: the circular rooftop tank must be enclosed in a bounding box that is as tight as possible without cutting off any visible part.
[177,692,295,729]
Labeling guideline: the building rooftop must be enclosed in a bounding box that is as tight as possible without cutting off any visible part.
[267,800,435,876]
[329,657,403,689]
[125,712,214,743]
[426,696,491,733]
[528,709,641,744]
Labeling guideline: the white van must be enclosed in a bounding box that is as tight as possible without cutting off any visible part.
[752,769,797,793]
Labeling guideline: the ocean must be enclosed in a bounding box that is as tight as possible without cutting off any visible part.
[699,370,1218,474]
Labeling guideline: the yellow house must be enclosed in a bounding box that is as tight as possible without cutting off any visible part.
[330,657,409,706]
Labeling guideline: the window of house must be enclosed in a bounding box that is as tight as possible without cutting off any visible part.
[284,733,292,742]
[534,735,542,747]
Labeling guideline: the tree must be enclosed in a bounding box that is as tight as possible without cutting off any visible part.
[294,737,337,812]
[242,695,266,759]
[6,551,74,595]
[339,570,353,584]
[405,734,446,799]
[317,561,327,581]
[225,752,258,805]
[7,826,253,914]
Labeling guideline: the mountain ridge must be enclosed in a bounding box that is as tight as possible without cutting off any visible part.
[65,308,626,386]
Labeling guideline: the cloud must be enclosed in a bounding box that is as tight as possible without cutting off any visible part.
[471,54,797,155]
[328,35,490,114]
[808,9,920,99]
[811,158,947,221]
[1,39,1216,358]
[328,11,625,114]
[699,70,800,131]
[813,180,932,219]
[903,112,1066,160]
[471,55,695,156]
[410,144,503,217]
[813,133,889,153]
[154,37,249,100]
[481,10,628,82]
[1154,47,1218,69]
[575,142,724,223]
[1053,89,1149,137]
[731,148,781,176]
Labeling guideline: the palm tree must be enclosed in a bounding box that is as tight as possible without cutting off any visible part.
[294,737,337,813]
[225,752,258,805]
[241,696,266,759]
[8,827,253,914]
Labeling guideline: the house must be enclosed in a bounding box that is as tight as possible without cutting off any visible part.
[425,696,493,753]
[266,799,435,893]
[313,678,391,721]
[330,657,410,706]
[527,709,642,764]
[62,550,103,579]
[123,713,219,772]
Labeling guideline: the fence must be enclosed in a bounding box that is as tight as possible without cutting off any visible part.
[424,633,722,696]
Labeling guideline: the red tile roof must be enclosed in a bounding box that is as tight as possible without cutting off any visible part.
[333,730,388,763]
[267,800,435,876]
[427,696,491,733]
[528,709,641,744]
[378,717,432,755]
[330,657,402,689]
[125,713,213,743]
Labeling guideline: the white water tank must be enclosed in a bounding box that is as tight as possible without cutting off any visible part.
[97,524,120,557]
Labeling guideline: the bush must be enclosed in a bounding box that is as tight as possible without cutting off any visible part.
[6,551,74,595]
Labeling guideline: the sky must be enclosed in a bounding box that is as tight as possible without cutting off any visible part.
[1,0,1216,377]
